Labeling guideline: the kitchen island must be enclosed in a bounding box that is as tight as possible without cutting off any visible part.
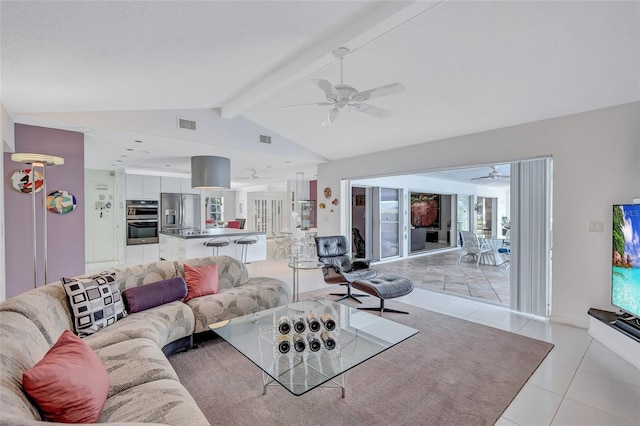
[159,228,267,262]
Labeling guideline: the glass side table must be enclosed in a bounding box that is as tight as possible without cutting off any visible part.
[288,256,324,302]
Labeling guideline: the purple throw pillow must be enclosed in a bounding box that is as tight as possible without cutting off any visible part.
[122,277,188,313]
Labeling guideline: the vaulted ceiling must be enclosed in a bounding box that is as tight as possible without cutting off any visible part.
[2,1,638,188]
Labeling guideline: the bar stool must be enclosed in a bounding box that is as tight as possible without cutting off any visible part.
[204,237,230,256]
[235,235,258,264]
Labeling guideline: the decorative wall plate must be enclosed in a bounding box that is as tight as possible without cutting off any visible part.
[323,187,331,199]
[11,169,44,194]
[47,190,77,214]
[319,202,326,209]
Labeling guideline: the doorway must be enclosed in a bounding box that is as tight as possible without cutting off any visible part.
[349,158,552,315]
[248,192,287,237]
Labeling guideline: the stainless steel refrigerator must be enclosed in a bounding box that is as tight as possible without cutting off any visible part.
[160,193,201,230]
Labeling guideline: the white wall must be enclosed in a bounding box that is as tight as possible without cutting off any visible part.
[85,170,119,263]
[317,102,640,328]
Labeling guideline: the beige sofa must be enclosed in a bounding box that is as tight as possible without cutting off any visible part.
[0,255,290,425]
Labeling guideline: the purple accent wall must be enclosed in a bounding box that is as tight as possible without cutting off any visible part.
[4,124,85,298]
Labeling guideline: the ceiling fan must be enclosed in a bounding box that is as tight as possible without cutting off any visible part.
[471,166,510,181]
[281,47,405,126]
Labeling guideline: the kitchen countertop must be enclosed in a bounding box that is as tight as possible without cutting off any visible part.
[160,228,266,239]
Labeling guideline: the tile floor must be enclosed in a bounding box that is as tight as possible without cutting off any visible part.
[374,248,511,306]
[247,242,640,426]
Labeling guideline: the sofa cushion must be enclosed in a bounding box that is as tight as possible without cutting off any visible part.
[186,277,291,334]
[0,311,51,421]
[0,282,74,345]
[113,260,179,293]
[183,263,219,302]
[62,272,127,337]
[176,255,249,290]
[122,277,188,313]
[83,300,195,352]
[93,337,179,398]
[22,330,109,423]
[97,379,209,425]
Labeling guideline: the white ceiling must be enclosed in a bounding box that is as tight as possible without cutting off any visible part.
[2,1,638,189]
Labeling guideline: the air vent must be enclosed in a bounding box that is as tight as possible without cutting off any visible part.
[259,134,272,144]
[177,117,197,131]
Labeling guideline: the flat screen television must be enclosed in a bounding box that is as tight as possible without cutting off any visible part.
[612,204,640,318]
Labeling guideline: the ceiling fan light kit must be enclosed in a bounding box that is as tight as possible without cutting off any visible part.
[282,47,405,126]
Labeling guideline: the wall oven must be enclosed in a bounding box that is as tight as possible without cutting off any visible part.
[126,200,159,245]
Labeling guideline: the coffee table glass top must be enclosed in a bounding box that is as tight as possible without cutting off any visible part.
[210,298,418,396]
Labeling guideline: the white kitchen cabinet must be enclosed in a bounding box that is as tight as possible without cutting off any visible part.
[125,244,159,265]
[125,175,143,200]
[159,234,169,260]
[125,245,144,265]
[144,243,159,262]
[126,174,161,200]
[161,176,181,193]
[142,176,161,200]
[159,231,267,262]
[180,178,199,194]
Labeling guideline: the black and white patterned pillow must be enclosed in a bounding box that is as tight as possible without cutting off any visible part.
[62,272,127,336]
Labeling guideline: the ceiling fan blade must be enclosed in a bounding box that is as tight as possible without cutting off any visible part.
[322,107,340,126]
[311,79,339,97]
[352,82,405,102]
[280,102,333,109]
[351,103,393,119]
[471,176,490,181]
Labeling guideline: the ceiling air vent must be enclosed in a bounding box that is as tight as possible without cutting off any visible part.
[177,117,197,131]
[258,134,272,144]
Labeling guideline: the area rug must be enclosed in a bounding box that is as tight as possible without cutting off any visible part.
[168,292,553,426]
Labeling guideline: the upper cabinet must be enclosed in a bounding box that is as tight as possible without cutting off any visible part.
[125,174,143,199]
[180,178,199,194]
[160,176,181,193]
[125,174,160,200]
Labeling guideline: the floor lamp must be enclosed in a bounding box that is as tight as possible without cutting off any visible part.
[11,153,65,288]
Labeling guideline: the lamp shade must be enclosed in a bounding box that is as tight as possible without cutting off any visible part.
[191,156,230,189]
[11,153,64,166]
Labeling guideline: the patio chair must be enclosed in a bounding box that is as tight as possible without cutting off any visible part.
[458,230,492,267]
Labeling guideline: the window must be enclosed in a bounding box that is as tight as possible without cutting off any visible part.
[207,197,224,222]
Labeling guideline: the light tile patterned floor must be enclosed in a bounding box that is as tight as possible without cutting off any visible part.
[373,248,511,306]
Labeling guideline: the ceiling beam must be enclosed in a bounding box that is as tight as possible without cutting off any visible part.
[219,1,444,118]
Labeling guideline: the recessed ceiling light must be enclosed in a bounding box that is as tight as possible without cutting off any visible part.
[134,140,143,143]
[165,164,171,167]
[125,148,134,151]
[284,161,291,164]
[116,160,123,163]
[121,155,127,157]
[266,165,272,168]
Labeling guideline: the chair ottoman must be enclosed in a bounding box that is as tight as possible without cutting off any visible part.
[351,275,414,315]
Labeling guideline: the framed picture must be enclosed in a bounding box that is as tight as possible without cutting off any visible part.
[355,195,366,206]
[410,193,440,229]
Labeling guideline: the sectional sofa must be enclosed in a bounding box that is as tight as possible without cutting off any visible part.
[0,255,290,425]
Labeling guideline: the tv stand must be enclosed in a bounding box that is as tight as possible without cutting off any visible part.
[587,308,640,370]
[614,319,640,340]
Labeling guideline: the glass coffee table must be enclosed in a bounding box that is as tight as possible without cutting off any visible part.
[210,298,418,397]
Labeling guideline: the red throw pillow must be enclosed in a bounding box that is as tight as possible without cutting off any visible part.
[22,330,109,423]
[183,263,219,302]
